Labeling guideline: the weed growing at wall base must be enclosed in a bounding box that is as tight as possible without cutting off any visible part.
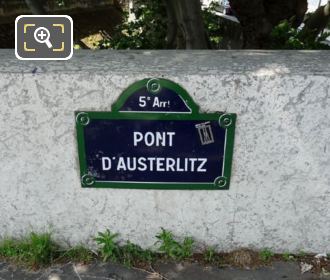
[203,246,217,263]
[0,232,59,268]
[57,245,94,263]
[120,241,154,267]
[0,229,328,273]
[94,230,120,262]
[259,248,275,262]
[94,230,155,266]
[155,228,194,260]
[283,252,296,261]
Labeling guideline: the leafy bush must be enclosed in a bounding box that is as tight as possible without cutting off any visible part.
[98,0,167,49]
[270,20,330,49]
[202,1,223,48]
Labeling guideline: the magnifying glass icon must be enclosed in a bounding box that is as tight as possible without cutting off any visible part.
[34,27,53,48]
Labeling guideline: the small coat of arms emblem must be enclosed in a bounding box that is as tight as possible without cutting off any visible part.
[195,121,214,145]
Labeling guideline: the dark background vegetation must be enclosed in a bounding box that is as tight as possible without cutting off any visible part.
[0,0,330,49]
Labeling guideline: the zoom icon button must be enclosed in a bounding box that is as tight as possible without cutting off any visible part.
[15,15,73,60]
[34,27,53,48]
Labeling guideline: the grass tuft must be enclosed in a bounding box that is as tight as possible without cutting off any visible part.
[120,240,155,267]
[203,246,217,263]
[0,232,59,268]
[0,239,18,258]
[58,245,94,263]
[259,248,274,262]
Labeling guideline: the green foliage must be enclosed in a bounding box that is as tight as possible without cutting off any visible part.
[1,230,156,268]
[181,237,194,258]
[0,239,18,258]
[270,20,330,49]
[282,252,295,261]
[298,250,306,257]
[155,228,194,260]
[3,229,314,269]
[94,230,154,267]
[0,232,58,268]
[23,232,58,267]
[94,230,120,262]
[98,0,223,49]
[203,246,217,263]
[259,248,274,262]
[98,0,167,49]
[60,245,94,263]
[202,1,223,48]
[120,241,154,267]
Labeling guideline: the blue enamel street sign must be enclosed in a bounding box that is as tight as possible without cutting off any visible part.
[75,78,236,190]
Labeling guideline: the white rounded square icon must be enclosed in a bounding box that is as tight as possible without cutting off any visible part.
[15,15,73,60]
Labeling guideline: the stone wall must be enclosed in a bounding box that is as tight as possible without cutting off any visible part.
[0,50,329,252]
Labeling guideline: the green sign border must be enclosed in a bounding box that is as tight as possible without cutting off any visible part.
[75,78,236,190]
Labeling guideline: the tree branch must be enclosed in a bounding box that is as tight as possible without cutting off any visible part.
[301,1,330,40]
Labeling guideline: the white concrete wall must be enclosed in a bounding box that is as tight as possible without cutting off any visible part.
[0,50,329,253]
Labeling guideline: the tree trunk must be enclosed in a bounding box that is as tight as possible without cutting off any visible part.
[24,0,46,14]
[229,0,272,48]
[164,0,209,49]
[229,0,307,48]
[164,0,178,48]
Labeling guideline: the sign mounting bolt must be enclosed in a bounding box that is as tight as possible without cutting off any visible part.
[147,78,161,94]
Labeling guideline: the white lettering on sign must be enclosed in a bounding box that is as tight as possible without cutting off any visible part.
[152,97,170,108]
[101,129,208,173]
[102,157,111,170]
[133,132,175,147]
[138,96,170,108]
[139,96,147,107]
[102,156,207,172]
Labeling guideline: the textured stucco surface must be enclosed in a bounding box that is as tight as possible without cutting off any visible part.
[0,50,329,252]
